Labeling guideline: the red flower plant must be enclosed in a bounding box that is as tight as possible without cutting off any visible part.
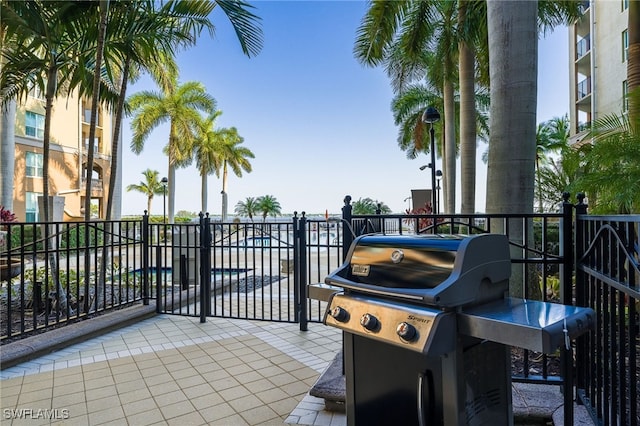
[0,206,17,223]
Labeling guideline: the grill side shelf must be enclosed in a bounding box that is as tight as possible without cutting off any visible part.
[457,297,595,354]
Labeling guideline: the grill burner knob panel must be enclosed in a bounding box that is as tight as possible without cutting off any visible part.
[396,321,417,341]
[360,313,379,331]
[330,306,349,322]
[324,293,456,355]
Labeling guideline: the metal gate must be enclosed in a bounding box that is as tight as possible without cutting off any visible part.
[149,213,344,329]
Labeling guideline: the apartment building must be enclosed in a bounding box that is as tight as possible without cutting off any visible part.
[6,90,118,222]
[569,0,630,144]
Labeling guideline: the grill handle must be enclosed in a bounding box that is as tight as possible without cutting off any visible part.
[417,371,433,426]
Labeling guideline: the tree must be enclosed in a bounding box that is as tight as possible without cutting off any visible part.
[1,1,93,223]
[234,197,259,222]
[99,1,217,220]
[256,195,281,221]
[126,169,165,216]
[355,0,459,214]
[351,197,392,215]
[194,109,223,214]
[128,74,215,223]
[0,1,97,313]
[486,0,581,297]
[536,145,587,213]
[576,90,640,213]
[216,128,254,221]
[535,115,569,212]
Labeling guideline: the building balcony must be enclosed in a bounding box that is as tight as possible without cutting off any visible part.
[80,178,104,196]
[576,35,590,60]
[577,77,591,101]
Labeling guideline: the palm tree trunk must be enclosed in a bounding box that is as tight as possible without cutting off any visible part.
[44,65,68,311]
[459,30,477,214]
[0,100,16,209]
[486,0,539,299]
[168,160,176,224]
[221,161,229,221]
[443,79,456,214]
[105,57,130,221]
[86,0,109,312]
[201,172,208,214]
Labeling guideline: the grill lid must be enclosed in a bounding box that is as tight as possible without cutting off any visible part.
[326,234,511,308]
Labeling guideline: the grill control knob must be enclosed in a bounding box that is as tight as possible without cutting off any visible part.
[330,306,349,322]
[360,313,379,331]
[396,322,417,341]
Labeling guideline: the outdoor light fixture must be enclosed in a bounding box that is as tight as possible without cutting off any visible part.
[422,106,441,124]
[422,106,440,216]
[161,177,168,224]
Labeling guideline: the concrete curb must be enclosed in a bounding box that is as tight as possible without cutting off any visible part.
[0,303,157,370]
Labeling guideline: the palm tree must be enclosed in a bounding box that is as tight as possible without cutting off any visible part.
[193,109,224,214]
[126,169,165,215]
[457,0,487,214]
[577,90,640,213]
[536,145,588,213]
[0,1,98,313]
[351,198,392,215]
[101,0,262,220]
[486,1,581,298]
[128,73,215,223]
[216,128,254,221]
[0,1,93,223]
[391,81,490,169]
[535,115,569,212]
[256,195,281,221]
[355,0,459,214]
[234,197,259,222]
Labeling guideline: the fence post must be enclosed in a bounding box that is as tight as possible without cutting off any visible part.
[573,193,588,398]
[560,192,575,426]
[561,192,574,306]
[342,195,353,262]
[199,213,210,323]
[298,212,308,332]
[142,212,151,308]
[292,213,299,323]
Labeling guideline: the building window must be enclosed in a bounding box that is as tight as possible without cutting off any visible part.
[622,29,628,62]
[623,80,629,112]
[25,111,45,139]
[25,192,41,222]
[28,83,45,101]
[25,152,43,178]
[622,0,628,11]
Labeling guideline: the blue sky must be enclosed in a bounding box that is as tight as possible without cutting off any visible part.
[120,0,570,217]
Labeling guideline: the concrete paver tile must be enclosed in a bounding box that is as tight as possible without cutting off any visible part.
[159,399,197,420]
[125,408,165,426]
[88,406,125,425]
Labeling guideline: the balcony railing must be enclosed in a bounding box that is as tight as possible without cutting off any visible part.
[576,35,590,60]
[577,77,591,100]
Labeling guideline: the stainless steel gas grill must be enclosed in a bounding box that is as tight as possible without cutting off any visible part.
[321,234,595,426]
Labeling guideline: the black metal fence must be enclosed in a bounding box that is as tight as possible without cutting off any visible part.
[574,209,639,426]
[1,195,638,425]
[1,219,147,341]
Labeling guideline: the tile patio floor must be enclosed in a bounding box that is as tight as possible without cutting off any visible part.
[0,314,346,426]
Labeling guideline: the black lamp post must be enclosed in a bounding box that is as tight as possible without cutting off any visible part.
[435,170,442,214]
[422,106,440,214]
[161,177,168,224]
